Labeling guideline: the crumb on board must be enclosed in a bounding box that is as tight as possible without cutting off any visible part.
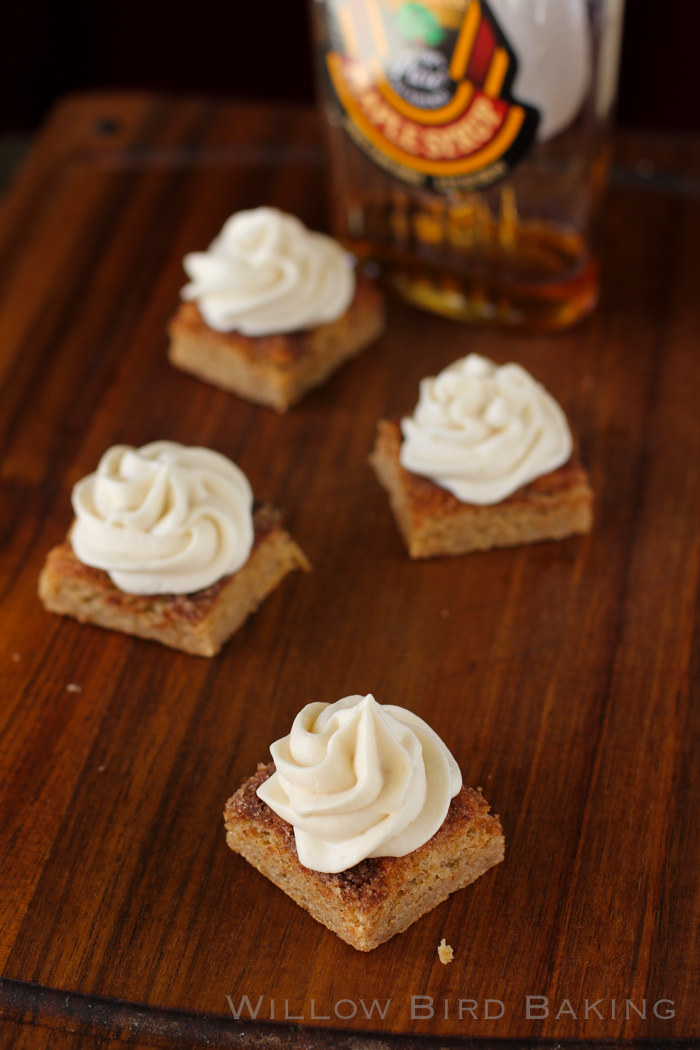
[11,653,21,662]
[438,938,454,964]
[66,683,82,693]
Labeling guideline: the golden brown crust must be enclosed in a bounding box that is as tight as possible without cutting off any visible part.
[369,418,594,559]
[168,275,385,412]
[224,762,504,950]
[38,507,310,656]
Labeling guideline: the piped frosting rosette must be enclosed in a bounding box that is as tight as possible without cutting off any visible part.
[181,206,355,336]
[70,441,254,595]
[257,694,462,873]
[400,354,572,505]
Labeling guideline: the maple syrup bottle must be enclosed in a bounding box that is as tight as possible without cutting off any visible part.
[311,0,625,331]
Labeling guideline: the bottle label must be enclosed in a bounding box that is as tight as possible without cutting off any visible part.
[323,0,540,192]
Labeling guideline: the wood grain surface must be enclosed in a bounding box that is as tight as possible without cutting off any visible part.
[0,94,699,1049]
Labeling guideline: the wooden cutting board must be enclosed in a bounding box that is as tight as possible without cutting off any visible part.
[0,94,699,1049]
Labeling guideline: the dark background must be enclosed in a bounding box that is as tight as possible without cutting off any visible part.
[1,0,699,134]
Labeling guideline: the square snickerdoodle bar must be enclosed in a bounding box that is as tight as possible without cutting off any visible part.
[224,762,504,951]
[369,419,593,559]
[168,275,384,413]
[39,506,309,657]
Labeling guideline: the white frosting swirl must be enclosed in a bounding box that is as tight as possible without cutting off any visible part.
[257,694,461,873]
[400,354,572,505]
[181,207,355,336]
[71,441,254,595]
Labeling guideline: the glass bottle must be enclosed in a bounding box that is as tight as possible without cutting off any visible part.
[311,0,626,331]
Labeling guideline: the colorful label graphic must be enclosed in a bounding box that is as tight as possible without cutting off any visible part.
[323,0,540,192]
